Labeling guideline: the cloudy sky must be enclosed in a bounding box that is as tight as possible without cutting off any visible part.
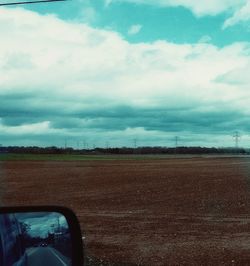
[0,0,250,148]
[17,212,68,237]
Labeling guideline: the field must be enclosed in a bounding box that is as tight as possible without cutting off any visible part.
[2,154,250,265]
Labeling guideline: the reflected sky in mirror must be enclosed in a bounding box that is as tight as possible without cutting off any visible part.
[16,212,68,238]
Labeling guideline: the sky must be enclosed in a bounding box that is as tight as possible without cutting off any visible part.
[0,0,250,148]
[16,212,68,237]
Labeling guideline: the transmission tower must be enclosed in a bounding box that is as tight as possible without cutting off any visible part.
[106,141,110,149]
[84,142,88,150]
[82,140,87,149]
[233,131,240,148]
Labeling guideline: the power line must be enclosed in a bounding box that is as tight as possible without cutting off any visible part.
[0,0,66,6]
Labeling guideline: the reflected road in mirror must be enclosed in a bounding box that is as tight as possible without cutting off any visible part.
[26,246,70,266]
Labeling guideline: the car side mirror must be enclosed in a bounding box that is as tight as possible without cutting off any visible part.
[0,206,84,266]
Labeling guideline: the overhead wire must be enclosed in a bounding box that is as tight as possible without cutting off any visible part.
[0,0,66,6]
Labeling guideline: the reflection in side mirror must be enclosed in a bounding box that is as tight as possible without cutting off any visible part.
[0,206,84,266]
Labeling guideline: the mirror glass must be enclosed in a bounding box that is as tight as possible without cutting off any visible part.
[0,212,72,266]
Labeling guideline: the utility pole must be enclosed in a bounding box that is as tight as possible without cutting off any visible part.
[106,141,110,149]
[64,139,67,149]
[174,136,179,148]
[233,131,240,148]
[174,136,179,154]
[57,217,60,232]
[133,138,137,149]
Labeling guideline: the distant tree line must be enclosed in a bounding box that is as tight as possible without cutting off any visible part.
[0,146,248,154]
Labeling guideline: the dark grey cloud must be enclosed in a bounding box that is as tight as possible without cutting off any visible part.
[1,90,249,148]
[1,94,243,133]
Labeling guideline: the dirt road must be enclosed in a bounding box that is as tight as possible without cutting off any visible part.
[3,157,250,265]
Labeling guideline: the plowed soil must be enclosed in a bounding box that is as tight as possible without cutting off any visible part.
[3,156,250,265]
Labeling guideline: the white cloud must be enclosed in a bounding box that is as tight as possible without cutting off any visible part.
[0,8,247,103]
[106,0,250,28]
[0,7,250,146]
[0,120,54,135]
[104,0,113,7]
[80,6,98,23]
[223,1,250,28]
[128,24,142,35]
[198,35,212,44]
[106,0,244,16]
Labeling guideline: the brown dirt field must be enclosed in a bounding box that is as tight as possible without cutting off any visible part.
[3,157,250,265]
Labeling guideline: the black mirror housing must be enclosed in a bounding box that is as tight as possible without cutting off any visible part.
[0,206,84,266]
